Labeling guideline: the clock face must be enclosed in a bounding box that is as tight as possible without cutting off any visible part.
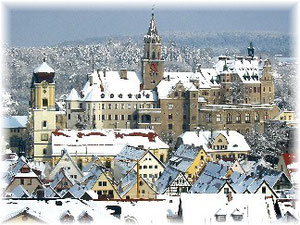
[150,63,157,72]
[41,81,48,88]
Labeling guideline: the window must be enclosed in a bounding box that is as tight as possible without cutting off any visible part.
[226,114,232,123]
[127,104,131,109]
[128,94,132,98]
[115,104,118,109]
[207,114,212,123]
[20,179,24,185]
[110,94,114,98]
[108,104,112,109]
[41,134,49,141]
[108,115,112,120]
[102,115,105,120]
[119,94,123,98]
[102,104,105,109]
[232,215,243,222]
[262,186,266,194]
[67,103,70,109]
[168,114,173,119]
[121,104,125,109]
[155,165,158,169]
[269,87,271,93]
[168,124,173,130]
[216,114,222,122]
[98,181,102,186]
[215,215,226,222]
[143,174,147,178]
[168,104,173,110]
[42,121,47,128]
[236,113,241,123]
[115,115,118,120]
[68,114,71,120]
[245,113,250,123]
[103,181,107,186]
[101,93,105,98]
[255,113,260,122]
[121,115,125,120]
[43,148,47,154]
[149,165,153,169]
[128,115,131,120]
[42,98,48,107]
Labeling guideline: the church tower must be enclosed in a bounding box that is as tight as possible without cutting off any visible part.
[141,11,164,90]
[30,58,56,162]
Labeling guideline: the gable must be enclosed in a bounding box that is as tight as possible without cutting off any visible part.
[213,134,229,146]
[49,152,83,180]
[171,173,190,187]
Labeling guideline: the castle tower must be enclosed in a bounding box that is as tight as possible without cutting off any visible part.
[141,11,164,90]
[30,58,56,161]
[260,58,275,104]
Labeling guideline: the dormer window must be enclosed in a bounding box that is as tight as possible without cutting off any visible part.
[137,94,141,98]
[101,93,105,98]
[110,94,114,98]
[146,94,150,98]
[118,94,123,98]
[128,94,132,98]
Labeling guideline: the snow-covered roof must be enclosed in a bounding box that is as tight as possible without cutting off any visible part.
[34,61,55,73]
[11,185,30,198]
[155,166,181,194]
[214,56,264,84]
[50,168,75,190]
[66,88,81,101]
[52,129,168,156]
[2,116,27,129]
[179,130,251,153]
[2,199,119,224]
[79,70,157,102]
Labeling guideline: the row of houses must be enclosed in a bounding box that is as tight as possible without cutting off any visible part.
[2,142,295,201]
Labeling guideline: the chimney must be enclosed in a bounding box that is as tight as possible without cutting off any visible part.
[120,68,127,80]
[227,191,233,202]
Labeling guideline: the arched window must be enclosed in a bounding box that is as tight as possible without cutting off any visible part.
[216,114,222,122]
[245,113,250,123]
[255,113,260,122]
[226,113,232,124]
[264,112,269,120]
[236,113,241,123]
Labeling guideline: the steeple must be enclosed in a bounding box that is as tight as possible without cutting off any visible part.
[141,8,164,90]
[144,8,161,43]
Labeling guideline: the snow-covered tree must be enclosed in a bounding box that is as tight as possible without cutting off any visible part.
[230,81,244,104]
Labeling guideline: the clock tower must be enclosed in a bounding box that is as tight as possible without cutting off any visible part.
[141,11,164,90]
[30,58,56,162]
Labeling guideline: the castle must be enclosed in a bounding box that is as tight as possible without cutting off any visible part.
[30,12,280,161]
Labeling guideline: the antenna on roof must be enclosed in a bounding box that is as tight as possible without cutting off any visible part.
[152,4,155,18]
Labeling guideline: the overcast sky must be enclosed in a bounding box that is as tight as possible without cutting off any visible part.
[7,7,293,47]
